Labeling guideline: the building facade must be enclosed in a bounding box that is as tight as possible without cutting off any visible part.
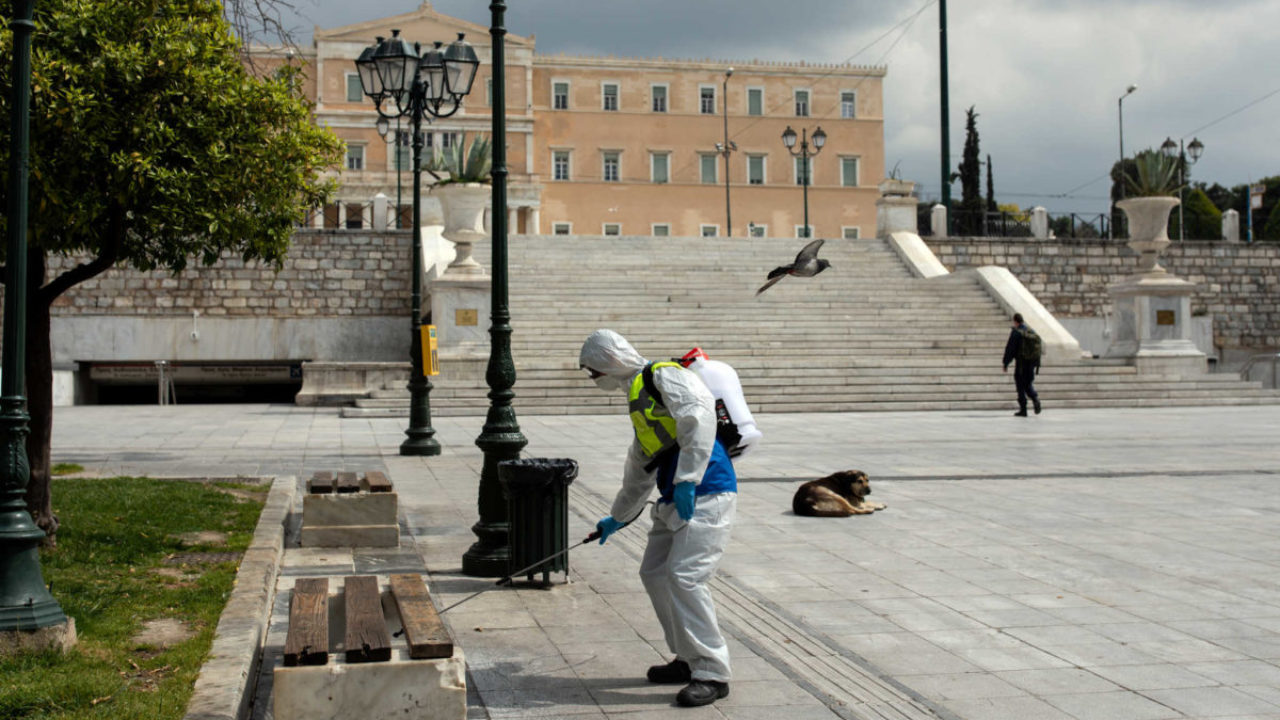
[259,2,886,239]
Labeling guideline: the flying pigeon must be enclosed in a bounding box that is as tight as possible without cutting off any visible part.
[756,238,832,295]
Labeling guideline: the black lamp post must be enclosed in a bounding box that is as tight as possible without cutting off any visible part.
[464,0,528,577]
[1161,136,1204,242]
[714,67,736,237]
[357,29,479,457]
[781,125,826,239]
[1,0,70,634]
[375,116,404,228]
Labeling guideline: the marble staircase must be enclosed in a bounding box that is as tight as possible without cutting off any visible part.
[345,235,1280,417]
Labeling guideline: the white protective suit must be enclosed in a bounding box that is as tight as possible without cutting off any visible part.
[579,329,737,683]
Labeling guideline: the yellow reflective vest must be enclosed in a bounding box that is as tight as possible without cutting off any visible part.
[628,362,681,457]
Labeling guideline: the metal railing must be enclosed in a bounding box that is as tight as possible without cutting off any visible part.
[1048,213,1110,239]
[950,209,1032,238]
[1239,352,1280,390]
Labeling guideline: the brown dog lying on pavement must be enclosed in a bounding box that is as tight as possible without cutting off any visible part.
[792,470,887,517]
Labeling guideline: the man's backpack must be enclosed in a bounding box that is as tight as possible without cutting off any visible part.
[1018,327,1043,362]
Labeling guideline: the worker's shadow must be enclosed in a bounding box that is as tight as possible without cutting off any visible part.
[475,659,676,710]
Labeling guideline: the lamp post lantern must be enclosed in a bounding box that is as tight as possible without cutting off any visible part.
[781,125,825,238]
[1,0,72,635]
[464,0,529,577]
[357,29,479,457]
[1161,136,1203,241]
[714,67,736,237]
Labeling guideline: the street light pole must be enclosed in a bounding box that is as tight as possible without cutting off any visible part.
[357,29,479,457]
[716,67,736,237]
[1,0,71,634]
[782,125,825,238]
[1162,136,1204,242]
[1117,84,1136,201]
[465,0,528,577]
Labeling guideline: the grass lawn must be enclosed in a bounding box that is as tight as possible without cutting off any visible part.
[0,477,268,720]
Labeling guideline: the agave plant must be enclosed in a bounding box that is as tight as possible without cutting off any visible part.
[1124,149,1183,197]
[427,132,493,185]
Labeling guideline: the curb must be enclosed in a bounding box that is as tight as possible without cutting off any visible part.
[183,476,296,720]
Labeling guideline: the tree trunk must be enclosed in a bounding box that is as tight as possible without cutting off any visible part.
[23,249,57,542]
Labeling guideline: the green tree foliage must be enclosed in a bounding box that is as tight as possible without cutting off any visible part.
[1169,188,1222,240]
[956,106,983,234]
[0,0,343,537]
[985,153,996,212]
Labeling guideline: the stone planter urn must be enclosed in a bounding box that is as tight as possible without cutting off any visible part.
[433,182,489,276]
[1118,196,1179,274]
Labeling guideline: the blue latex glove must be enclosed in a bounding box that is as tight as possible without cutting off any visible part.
[673,482,697,521]
[596,516,625,545]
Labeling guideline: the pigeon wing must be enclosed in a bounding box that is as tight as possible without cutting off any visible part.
[794,238,825,265]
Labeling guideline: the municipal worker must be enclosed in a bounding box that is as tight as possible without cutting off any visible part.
[579,329,738,708]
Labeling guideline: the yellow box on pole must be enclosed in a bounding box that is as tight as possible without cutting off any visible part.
[420,324,439,376]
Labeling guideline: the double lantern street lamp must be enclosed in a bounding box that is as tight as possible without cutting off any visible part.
[356,29,479,456]
[781,125,826,239]
[1160,136,1204,242]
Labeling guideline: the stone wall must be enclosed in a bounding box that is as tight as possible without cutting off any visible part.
[924,238,1280,351]
[49,229,412,318]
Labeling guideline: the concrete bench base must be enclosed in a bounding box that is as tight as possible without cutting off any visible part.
[301,489,399,548]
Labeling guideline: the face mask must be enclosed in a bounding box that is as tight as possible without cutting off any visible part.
[593,374,626,392]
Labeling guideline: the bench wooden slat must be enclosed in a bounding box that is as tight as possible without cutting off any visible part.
[336,471,360,494]
[344,575,391,663]
[363,471,393,493]
[307,472,335,494]
[389,574,453,659]
[283,578,329,666]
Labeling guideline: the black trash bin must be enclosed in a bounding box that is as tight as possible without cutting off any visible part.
[498,457,579,584]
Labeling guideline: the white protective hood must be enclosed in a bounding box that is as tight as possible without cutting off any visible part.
[579,329,648,392]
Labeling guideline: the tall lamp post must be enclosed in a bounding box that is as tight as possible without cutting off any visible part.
[1,0,71,635]
[1117,84,1137,200]
[1161,136,1204,242]
[714,67,737,237]
[781,125,826,238]
[357,29,479,456]
[465,0,529,577]
[375,116,405,228]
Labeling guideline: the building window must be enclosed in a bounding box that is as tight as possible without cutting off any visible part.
[842,226,861,239]
[747,155,765,185]
[700,224,719,237]
[652,223,670,237]
[841,156,860,187]
[795,156,811,185]
[486,78,493,106]
[700,86,716,114]
[795,224,814,238]
[603,223,621,236]
[700,154,717,184]
[602,151,620,182]
[651,84,667,112]
[602,82,619,111]
[651,152,670,184]
[795,89,810,117]
[747,87,763,116]
[553,151,571,181]
[748,223,767,238]
[346,73,363,103]
[441,132,459,149]
[553,81,569,110]
[394,130,412,171]
[553,222,572,235]
[345,144,364,170]
[841,91,856,119]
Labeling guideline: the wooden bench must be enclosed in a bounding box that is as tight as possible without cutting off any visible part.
[274,575,464,720]
[301,471,399,547]
[282,574,452,667]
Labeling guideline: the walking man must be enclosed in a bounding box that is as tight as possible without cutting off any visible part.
[1002,312,1042,417]
[579,329,738,708]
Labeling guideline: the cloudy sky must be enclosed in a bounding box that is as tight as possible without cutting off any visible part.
[278,0,1280,216]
